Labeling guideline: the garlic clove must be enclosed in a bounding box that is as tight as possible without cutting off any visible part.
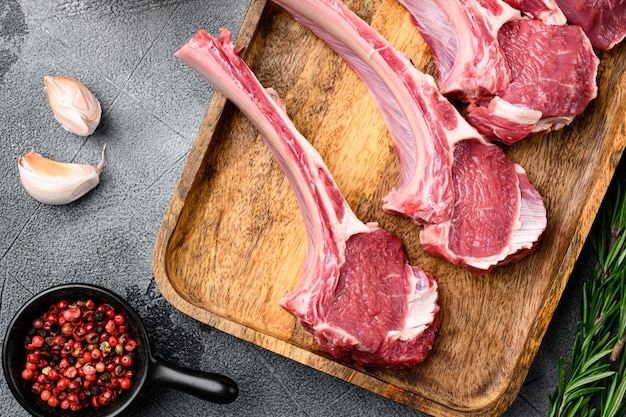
[44,76,102,136]
[18,145,106,205]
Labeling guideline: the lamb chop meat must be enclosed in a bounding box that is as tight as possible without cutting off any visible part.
[399,0,599,144]
[467,18,598,143]
[419,141,547,271]
[271,0,547,272]
[175,29,439,369]
[554,0,626,50]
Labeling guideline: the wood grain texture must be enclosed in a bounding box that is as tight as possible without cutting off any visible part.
[152,0,626,415]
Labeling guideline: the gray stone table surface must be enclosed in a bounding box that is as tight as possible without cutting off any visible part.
[1,1,624,416]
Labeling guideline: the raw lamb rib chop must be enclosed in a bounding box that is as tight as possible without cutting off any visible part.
[399,0,599,144]
[271,0,547,272]
[175,29,439,369]
[555,0,626,50]
[467,18,599,143]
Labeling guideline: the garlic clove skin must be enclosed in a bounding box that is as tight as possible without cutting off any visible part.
[44,76,102,136]
[18,145,106,205]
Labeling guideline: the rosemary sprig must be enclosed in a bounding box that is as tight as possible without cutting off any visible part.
[548,185,626,417]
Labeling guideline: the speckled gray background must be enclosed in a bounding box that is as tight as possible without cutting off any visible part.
[1,1,624,416]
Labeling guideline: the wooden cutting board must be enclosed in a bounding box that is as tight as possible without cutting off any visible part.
[152,0,626,415]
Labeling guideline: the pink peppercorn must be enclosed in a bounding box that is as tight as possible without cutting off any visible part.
[40,389,51,402]
[21,299,137,411]
[21,369,33,380]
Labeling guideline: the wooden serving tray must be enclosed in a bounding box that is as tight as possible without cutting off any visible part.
[152,1,626,415]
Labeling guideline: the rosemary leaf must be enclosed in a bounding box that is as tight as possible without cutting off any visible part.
[565,371,615,394]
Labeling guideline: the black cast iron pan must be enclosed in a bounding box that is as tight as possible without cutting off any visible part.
[2,283,239,416]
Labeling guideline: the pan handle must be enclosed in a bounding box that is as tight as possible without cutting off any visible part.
[148,355,239,404]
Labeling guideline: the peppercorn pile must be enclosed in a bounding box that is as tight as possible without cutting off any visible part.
[21,299,138,411]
